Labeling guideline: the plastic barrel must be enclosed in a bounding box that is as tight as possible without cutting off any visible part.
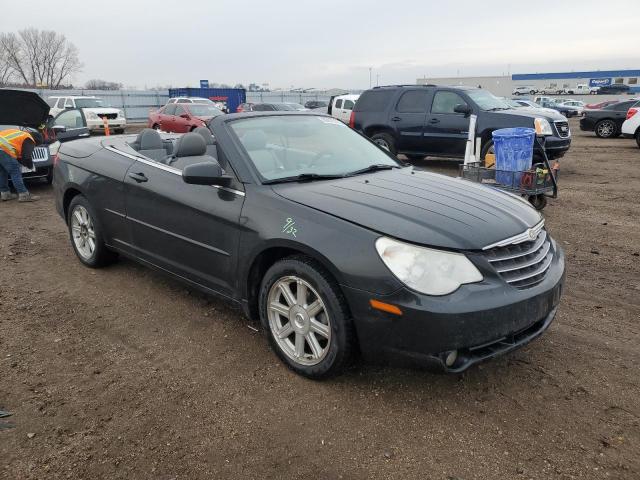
[491,128,535,188]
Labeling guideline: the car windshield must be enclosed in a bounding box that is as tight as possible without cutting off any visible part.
[188,105,223,117]
[75,98,105,108]
[228,115,401,182]
[468,90,511,111]
[503,98,523,108]
[191,98,213,104]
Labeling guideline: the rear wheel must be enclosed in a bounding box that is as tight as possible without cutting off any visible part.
[67,195,117,268]
[370,132,396,155]
[152,123,161,131]
[259,256,355,379]
[636,130,640,148]
[595,119,617,138]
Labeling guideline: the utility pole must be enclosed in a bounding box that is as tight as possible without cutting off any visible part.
[376,74,380,86]
[369,67,372,88]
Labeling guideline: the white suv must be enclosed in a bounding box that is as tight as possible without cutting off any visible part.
[48,96,126,133]
[512,85,537,95]
[621,104,640,148]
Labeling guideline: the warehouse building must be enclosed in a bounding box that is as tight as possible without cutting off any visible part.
[417,69,640,97]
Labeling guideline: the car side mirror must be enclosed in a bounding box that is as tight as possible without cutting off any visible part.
[454,104,472,116]
[182,161,229,186]
[53,125,67,133]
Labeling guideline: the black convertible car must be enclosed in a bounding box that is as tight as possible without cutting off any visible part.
[54,112,565,378]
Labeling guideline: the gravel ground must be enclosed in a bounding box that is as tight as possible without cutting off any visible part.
[1,118,639,479]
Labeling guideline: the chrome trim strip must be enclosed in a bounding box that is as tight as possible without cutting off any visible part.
[493,241,551,273]
[105,208,126,218]
[105,145,246,197]
[502,253,553,283]
[487,231,548,262]
[482,220,545,250]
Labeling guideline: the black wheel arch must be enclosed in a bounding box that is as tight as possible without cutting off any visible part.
[364,125,396,140]
[243,240,348,321]
[62,184,86,223]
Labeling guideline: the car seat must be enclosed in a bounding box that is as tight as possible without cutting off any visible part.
[193,127,218,159]
[132,129,168,162]
[168,132,217,170]
[241,130,280,175]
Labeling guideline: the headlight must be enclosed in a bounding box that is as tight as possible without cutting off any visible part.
[118,109,125,118]
[375,237,483,296]
[534,117,553,136]
[48,140,61,155]
[86,111,99,120]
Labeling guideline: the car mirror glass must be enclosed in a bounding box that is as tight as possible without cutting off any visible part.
[453,104,471,116]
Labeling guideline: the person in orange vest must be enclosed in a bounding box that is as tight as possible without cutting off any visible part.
[0,128,41,202]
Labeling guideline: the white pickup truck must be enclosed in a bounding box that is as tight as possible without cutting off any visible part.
[564,84,598,95]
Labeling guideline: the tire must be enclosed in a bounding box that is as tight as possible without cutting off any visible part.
[258,255,355,379]
[480,138,494,161]
[528,194,547,210]
[595,119,617,138]
[636,130,640,149]
[152,123,161,131]
[44,167,53,185]
[114,128,125,134]
[370,132,396,155]
[529,90,536,95]
[67,195,117,268]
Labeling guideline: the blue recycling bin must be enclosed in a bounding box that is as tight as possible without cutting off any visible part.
[492,128,535,188]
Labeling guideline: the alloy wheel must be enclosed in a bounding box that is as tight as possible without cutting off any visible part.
[267,276,331,366]
[597,121,615,138]
[373,138,390,151]
[70,205,96,260]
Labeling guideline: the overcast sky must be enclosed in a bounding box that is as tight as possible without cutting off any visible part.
[2,0,638,89]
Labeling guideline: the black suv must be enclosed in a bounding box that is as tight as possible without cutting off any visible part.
[352,85,571,161]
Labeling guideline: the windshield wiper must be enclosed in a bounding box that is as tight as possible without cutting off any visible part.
[262,173,346,184]
[345,164,398,176]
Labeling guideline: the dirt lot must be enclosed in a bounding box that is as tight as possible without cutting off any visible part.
[1,118,639,479]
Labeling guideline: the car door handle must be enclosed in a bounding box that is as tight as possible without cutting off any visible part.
[429,118,440,124]
[128,172,148,183]
[391,116,401,121]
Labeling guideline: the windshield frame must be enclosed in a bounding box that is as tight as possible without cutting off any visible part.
[222,113,402,185]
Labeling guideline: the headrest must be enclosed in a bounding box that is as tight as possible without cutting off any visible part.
[174,132,207,157]
[242,130,268,151]
[139,129,163,150]
[193,126,215,145]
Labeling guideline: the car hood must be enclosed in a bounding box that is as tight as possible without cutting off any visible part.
[0,89,50,128]
[272,168,542,251]
[82,107,119,114]
[495,107,566,122]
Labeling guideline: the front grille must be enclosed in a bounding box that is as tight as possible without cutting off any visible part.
[555,121,570,138]
[32,146,49,162]
[484,230,553,289]
[98,113,118,120]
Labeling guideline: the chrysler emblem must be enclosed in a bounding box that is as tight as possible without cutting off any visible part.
[527,228,537,240]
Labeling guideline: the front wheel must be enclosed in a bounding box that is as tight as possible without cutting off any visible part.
[528,194,547,210]
[67,195,117,268]
[595,119,617,138]
[370,132,397,155]
[259,256,355,379]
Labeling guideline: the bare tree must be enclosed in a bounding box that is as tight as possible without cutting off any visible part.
[0,28,82,88]
[0,42,13,86]
[85,79,123,90]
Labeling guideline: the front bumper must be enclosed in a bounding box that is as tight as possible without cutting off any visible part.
[343,245,565,372]
[539,135,571,159]
[87,119,127,131]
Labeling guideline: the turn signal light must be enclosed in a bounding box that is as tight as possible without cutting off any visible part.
[626,108,638,120]
[349,111,355,129]
[370,299,402,316]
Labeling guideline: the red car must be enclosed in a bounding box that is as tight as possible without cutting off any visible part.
[148,103,223,133]
[236,102,255,112]
[584,100,619,110]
